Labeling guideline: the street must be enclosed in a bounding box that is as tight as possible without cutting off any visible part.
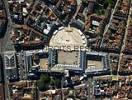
[117,3,132,73]
[100,0,120,47]
[0,0,14,100]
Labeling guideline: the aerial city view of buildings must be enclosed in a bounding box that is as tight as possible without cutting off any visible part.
[0,0,132,100]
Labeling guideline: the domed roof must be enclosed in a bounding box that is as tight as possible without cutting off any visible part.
[49,27,87,51]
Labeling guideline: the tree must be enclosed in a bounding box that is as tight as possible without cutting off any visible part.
[104,0,114,9]
[54,78,61,88]
[50,77,61,88]
[37,74,50,91]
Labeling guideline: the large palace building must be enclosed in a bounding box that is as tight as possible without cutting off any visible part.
[48,26,109,74]
[49,26,87,72]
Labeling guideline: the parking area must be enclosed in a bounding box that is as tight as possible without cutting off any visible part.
[86,60,104,71]
[86,55,104,72]
[40,58,48,70]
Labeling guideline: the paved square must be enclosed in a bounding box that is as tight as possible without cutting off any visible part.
[58,51,79,65]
